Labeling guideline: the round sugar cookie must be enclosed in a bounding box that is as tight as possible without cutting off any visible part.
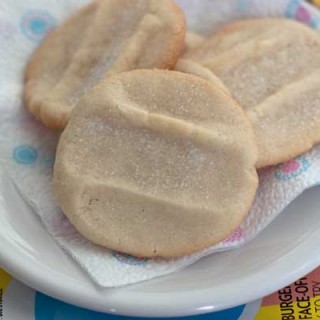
[24,0,186,129]
[185,19,320,167]
[174,59,230,95]
[184,31,205,53]
[53,70,258,258]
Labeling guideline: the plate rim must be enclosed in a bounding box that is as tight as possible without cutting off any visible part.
[1,220,320,318]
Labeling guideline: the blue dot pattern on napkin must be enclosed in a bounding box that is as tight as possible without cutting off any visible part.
[13,145,38,164]
[20,10,56,42]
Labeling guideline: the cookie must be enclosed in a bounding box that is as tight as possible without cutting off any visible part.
[24,2,98,129]
[174,59,230,95]
[53,70,258,257]
[184,31,204,53]
[24,0,186,129]
[185,19,320,168]
[183,19,280,62]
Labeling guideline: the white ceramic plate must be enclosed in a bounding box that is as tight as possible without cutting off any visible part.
[0,168,320,317]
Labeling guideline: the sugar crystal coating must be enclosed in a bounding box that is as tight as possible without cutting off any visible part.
[24,0,186,128]
[54,70,258,257]
[185,19,320,167]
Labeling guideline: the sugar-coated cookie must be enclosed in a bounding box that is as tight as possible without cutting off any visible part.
[184,31,205,53]
[185,19,320,167]
[54,70,258,257]
[24,0,186,129]
[174,59,230,95]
